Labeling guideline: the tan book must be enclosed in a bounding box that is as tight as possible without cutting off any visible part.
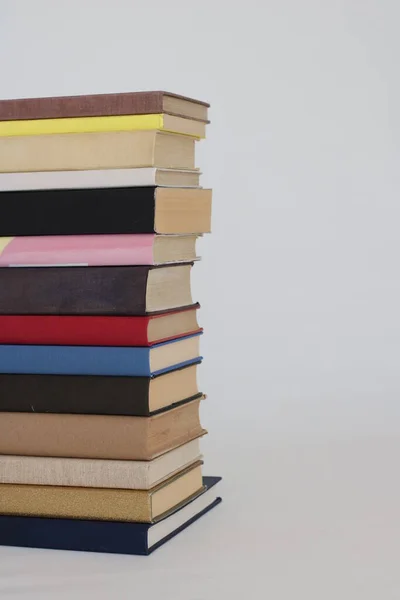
[0,398,205,460]
[0,439,203,489]
[0,130,195,173]
[0,462,204,523]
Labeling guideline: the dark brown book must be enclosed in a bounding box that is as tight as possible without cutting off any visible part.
[0,91,209,122]
[0,264,193,315]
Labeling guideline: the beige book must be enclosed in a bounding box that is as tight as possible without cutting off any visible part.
[0,439,203,489]
[0,130,196,173]
[0,398,205,460]
[0,462,204,523]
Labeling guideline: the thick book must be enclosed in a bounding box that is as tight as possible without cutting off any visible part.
[0,114,206,139]
[0,462,203,523]
[0,168,201,191]
[0,438,202,490]
[0,234,199,267]
[0,333,201,377]
[0,476,221,555]
[0,91,209,122]
[0,397,205,460]
[0,264,194,315]
[0,364,202,416]
[0,187,212,236]
[0,130,196,173]
[0,306,201,346]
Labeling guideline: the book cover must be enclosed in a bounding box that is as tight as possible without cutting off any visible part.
[0,398,205,460]
[0,264,193,316]
[0,187,212,236]
[0,333,202,376]
[0,306,201,346]
[0,477,221,555]
[0,91,209,121]
[0,234,199,267]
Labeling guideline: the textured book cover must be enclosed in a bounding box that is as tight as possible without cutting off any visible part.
[0,306,201,346]
[0,234,199,267]
[0,477,221,555]
[0,333,202,376]
[0,91,209,121]
[0,187,212,236]
[0,264,193,315]
[0,398,205,460]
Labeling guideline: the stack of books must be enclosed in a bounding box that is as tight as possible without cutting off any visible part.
[0,91,221,555]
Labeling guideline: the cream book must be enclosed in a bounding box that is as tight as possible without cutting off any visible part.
[0,131,196,173]
[0,168,201,191]
[0,462,204,523]
[0,439,202,490]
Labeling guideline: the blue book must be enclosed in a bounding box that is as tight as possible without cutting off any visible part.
[0,476,221,556]
[0,333,202,376]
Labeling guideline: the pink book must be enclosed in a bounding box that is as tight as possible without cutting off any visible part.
[0,235,199,267]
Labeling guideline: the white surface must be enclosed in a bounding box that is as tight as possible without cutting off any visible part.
[1,0,400,596]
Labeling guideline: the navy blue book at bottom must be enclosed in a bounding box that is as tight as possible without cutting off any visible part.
[0,476,221,556]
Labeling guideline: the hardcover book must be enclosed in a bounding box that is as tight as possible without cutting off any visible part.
[0,438,203,489]
[0,114,206,139]
[0,168,201,191]
[0,398,205,460]
[0,306,201,346]
[0,264,194,315]
[0,234,199,267]
[0,364,202,416]
[0,187,212,236]
[0,130,196,172]
[0,476,221,555]
[0,333,202,376]
[0,462,204,523]
[0,91,209,122]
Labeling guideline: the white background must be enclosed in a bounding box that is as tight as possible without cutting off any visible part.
[1,1,400,598]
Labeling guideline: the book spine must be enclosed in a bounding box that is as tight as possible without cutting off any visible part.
[0,266,149,315]
[0,345,153,376]
[0,234,156,267]
[0,315,151,346]
[0,168,159,191]
[0,187,156,236]
[0,372,152,416]
[0,91,164,121]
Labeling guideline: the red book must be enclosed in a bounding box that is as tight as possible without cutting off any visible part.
[0,305,201,347]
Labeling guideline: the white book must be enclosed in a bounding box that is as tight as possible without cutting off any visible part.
[0,438,202,490]
[0,167,201,191]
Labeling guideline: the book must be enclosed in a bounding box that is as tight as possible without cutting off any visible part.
[0,234,200,267]
[0,438,202,489]
[0,187,212,236]
[0,476,221,555]
[0,91,209,122]
[0,114,206,139]
[0,364,201,416]
[0,168,201,191]
[0,264,194,315]
[0,131,195,173]
[0,462,203,523]
[0,306,201,346]
[0,334,202,377]
[0,397,205,460]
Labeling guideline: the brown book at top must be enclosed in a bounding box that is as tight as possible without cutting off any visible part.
[0,91,209,122]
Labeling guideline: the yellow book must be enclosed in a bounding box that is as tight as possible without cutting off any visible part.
[0,113,205,139]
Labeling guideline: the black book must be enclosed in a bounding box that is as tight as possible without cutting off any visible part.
[0,363,202,417]
[0,187,212,236]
